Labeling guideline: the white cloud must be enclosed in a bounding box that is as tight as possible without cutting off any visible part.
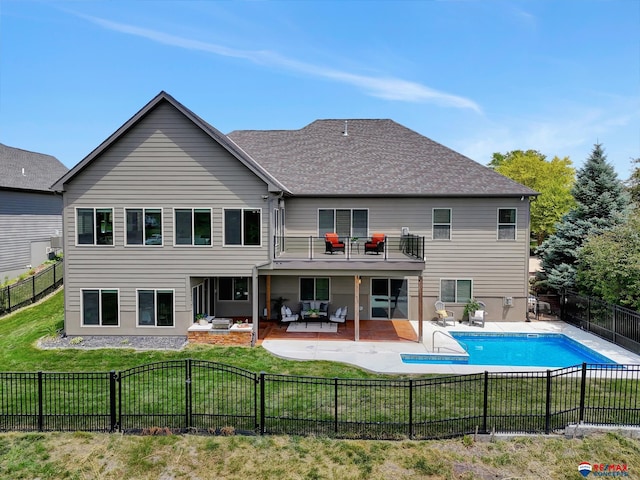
[77,13,481,113]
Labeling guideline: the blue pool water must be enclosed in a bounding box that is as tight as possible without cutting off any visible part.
[401,333,618,367]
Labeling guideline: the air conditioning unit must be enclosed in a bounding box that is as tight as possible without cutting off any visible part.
[50,236,63,248]
[401,227,410,236]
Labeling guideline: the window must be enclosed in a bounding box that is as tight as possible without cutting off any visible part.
[126,208,163,245]
[318,209,368,238]
[440,279,472,303]
[224,209,261,246]
[219,277,249,301]
[175,208,211,245]
[432,208,451,240]
[300,277,330,301]
[137,289,174,326]
[77,208,113,245]
[82,289,119,326]
[498,208,516,240]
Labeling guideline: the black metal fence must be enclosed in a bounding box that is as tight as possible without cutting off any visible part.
[0,261,64,316]
[1,359,638,439]
[562,290,640,355]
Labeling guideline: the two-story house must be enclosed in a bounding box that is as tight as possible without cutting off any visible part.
[0,144,68,280]
[52,91,537,342]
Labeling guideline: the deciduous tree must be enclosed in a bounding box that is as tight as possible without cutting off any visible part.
[490,150,575,245]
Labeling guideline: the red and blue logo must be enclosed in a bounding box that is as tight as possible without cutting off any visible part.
[579,462,593,477]
[579,462,629,477]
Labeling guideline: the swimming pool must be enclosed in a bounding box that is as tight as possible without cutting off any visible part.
[401,332,618,367]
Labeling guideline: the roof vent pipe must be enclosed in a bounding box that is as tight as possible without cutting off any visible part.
[343,120,348,136]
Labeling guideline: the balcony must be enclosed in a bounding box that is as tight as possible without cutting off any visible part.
[272,234,425,263]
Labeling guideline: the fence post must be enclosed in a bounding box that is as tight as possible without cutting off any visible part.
[37,371,43,432]
[482,372,488,434]
[110,371,117,432]
[579,363,587,424]
[259,372,266,435]
[7,285,10,313]
[545,370,552,434]
[185,359,192,431]
[408,379,413,439]
[334,378,339,434]
[31,276,36,304]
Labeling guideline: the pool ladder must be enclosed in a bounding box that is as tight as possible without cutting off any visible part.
[432,330,468,354]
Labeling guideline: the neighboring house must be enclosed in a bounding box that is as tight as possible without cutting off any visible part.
[52,91,537,339]
[0,144,68,281]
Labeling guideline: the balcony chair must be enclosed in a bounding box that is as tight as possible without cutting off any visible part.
[435,301,455,326]
[364,233,385,254]
[329,306,348,323]
[280,305,299,323]
[324,233,345,254]
[469,301,486,327]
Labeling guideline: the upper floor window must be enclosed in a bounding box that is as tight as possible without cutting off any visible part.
[126,208,163,246]
[175,208,211,246]
[432,208,451,240]
[440,279,472,304]
[82,288,119,326]
[318,209,368,238]
[300,277,330,301]
[137,289,175,327]
[498,208,516,240]
[224,209,261,246]
[77,208,113,245]
[219,277,249,301]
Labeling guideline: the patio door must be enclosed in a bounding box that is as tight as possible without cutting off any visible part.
[370,278,408,320]
[192,279,211,318]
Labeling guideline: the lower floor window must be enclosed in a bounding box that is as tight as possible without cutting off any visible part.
[219,277,249,301]
[440,279,472,303]
[82,289,119,326]
[138,289,175,326]
[300,277,330,301]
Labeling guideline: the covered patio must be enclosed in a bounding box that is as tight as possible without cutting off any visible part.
[257,319,418,344]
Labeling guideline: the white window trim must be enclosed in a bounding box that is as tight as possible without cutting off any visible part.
[124,207,164,247]
[497,208,517,241]
[173,207,212,247]
[299,277,331,302]
[80,288,120,327]
[222,208,263,247]
[317,208,369,238]
[136,288,176,328]
[439,278,473,304]
[432,208,452,241]
[75,207,114,246]
[217,277,251,302]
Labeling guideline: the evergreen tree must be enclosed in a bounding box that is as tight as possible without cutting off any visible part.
[536,144,629,291]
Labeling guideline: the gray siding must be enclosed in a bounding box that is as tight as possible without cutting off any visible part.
[63,103,270,335]
[282,196,530,321]
[0,190,62,279]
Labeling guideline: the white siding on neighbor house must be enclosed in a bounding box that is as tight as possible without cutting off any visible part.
[62,103,271,335]
[281,196,530,321]
[0,190,63,279]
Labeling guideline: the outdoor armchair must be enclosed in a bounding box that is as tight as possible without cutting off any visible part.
[469,302,486,327]
[324,233,345,254]
[280,305,299,323]
[364,233,385,254]
[329,306,347,323]
[435,301,455,326]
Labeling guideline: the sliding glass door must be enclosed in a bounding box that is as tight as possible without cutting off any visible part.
[370,278,408,319]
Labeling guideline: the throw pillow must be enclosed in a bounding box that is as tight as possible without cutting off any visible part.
[285,307,292,316]
[474,310,484,318]
[436,309,448,317]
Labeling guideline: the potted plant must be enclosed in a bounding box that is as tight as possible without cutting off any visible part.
[463,299,482,323]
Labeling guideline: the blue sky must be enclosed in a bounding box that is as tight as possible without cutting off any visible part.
[1,1,638,179]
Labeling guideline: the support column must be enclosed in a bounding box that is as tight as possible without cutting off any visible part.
[418,275,423,343]
[354,275,360,342]
[265,275,271,320]
[252,269,259,346]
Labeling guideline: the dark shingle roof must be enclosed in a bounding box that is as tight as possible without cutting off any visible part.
[228,119,538,197]
[0,143,68,192]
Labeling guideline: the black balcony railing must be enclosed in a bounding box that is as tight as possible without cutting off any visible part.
[273,235,425,262]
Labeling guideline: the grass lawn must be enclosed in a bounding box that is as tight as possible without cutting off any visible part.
[0,289,379,378]
[2,289,639,479]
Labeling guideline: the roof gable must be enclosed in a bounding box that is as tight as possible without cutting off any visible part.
[228,119,538,197]
[52,91,288,192]
[0,144,68,192]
